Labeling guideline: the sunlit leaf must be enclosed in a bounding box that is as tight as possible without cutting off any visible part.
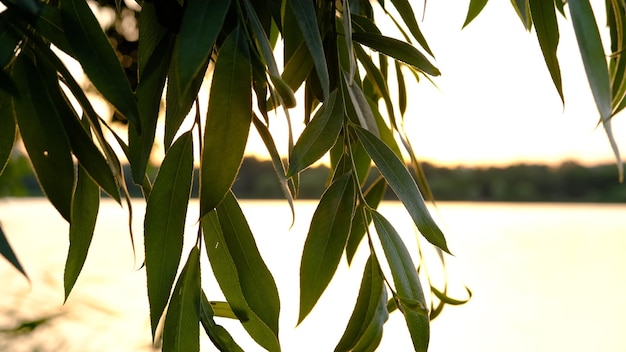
[129,34,175,185]
[200,26,252,217]
[59,0,139,131]
[288,90,343,177]
[346,177,387,264]
[12,55,74,221]
[463,0,489,28]
[202,200,281,352]
[372,211,429,352]
[299,173,355,323]
[354,126,450,253]
[200,293,245,352]
[335,255,388,352]
[352,33,440,77]
[288,0,330,99]
[529,0,563,102]
[388,0,434,56]
[163,246,201,352]
[64,163,99,300]
[176,0,230,98]
[0,94,16,174]
[207,301,238,320]
[0,222,27,279]
[144,131,194,336]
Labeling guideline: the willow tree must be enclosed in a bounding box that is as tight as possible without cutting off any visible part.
[0,0,622,351]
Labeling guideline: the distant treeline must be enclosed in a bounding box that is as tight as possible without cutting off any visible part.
[2,154,626,202]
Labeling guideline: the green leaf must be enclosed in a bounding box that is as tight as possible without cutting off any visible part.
[176,0,230,98]
[395,62,407,116]
[206,301,238,320]
[568,0,621,180]
[529,0,563,102]
[64,163,99,300]
[341,72,380,137]
[200,293,245,352]
[0,94,16,175]
[280,41,314,94]
[299,173,355,323]
[202,197,281,352]
[371,211,429,352]
[511,0,532,30]
[352,32,440,77]
[12,55,74,222]
[33,4,75,59]
[200,26,252,217]
[335,255,388,352]
[287,90,343,177]
[343,0,356,83]
[354,126,450,253]
[346,177,387,264]
[59,0,139,131]
[0,223,27,280]
[163,246,201,352]
[0,16,21,69]
[144,131,194,336]
[389,0,434,56]
[288,0,330,99]
[463,0,489,28]
[129,34,175,185]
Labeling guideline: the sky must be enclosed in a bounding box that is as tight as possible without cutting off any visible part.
[246,0,626,167]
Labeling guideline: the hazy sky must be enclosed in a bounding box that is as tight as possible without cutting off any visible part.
[247,0,626,167]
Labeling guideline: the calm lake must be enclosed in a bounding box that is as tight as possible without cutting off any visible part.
[0,199,625,351]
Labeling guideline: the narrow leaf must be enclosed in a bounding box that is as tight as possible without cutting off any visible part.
[207,301,238,320]
[200,26,252,217]
[287,90,344,177]
[59,0,139,131]
[372,211,429,352]
[144,131,194,336]
[0,94,16,174]
[529,0,564,102]
[200,293,245,352]
[346,177,387,264]
[511,0,532,30]
[163,246,201,352]
[176,0,230,97]
[352,32,440,77]
[335,255,388,352]
[389,0,434,56]
[0,223,27,279]
[288,0,330,99]
[354,126,450,253]
[463,0,489,28]
[64,163,99,300]
[341,72,380,137]
[299,173,355,323]
[343,0,356,84]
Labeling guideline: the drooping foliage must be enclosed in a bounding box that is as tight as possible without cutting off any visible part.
[0,0,622,350]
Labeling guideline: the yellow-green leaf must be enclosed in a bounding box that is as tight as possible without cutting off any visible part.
[200,293,245,352]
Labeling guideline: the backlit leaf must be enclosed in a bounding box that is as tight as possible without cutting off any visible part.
[59,0,139,131]
[335,255,388,352]
[200,26,252,217]
[299,173,355,323]
[12,55,74,221]
[163,246,201,352]
[288,90,343,177]
[207,301,238,320]
[511,0,532,30]
[389,0,434,56]
[144,131,194,336]
[463,0,489,28]
[346,177,387,264]
[352,32,440,77]
[64,163,99,300]
[176,0,230,98]
[372,211,429,352]
[0,222,27,279]
[354,126,449,253]
[341,72,379,137]
[529,0,563,102]
[0,94,16,174]
[200,293,245,352]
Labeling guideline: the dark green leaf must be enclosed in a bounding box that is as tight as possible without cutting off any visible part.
[0,94,16,174]
[352,32,440,77]
[395,62,407,116]
[144,131,194,336]
[288,90,343,177]
[354,44,396,125]
[529,0,563,102]
[138,1,168,75]
[463,0,489,28]
[288,0,330,99]
[0,222,27,279]
[130,34,175,185]
[64,163,99,300]
[280,42,314,95]
[389,0,434,56]
[200,26,252,217]
[33,4,75,59]
[299,173,355,323]
[335,255,388,352]
[0,17,21,68]
[12,55,74,221]
[354,126,449,253]
[511,0,532,30]
[163,246,201,352]
[372,211,429,352]
[343,0,356,82]
[346,177,387,264]
[202,197,281,352]
[200,293,245,352]
[176,0,230,97]
[341,72,380,137]
[59,0,139,131]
